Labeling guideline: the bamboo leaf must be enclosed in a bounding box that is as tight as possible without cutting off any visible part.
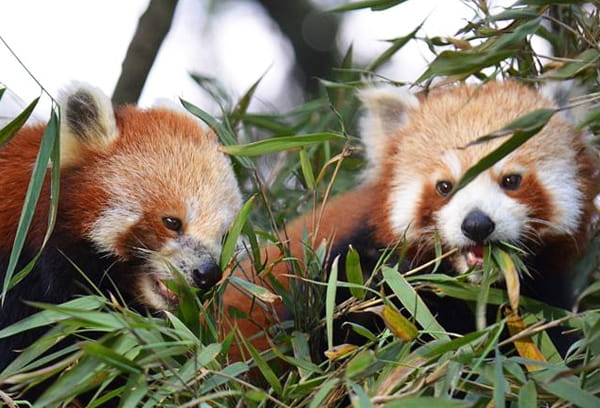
[382,266,449,340]
[326,256,340,351]
[366,21,423,72]
[220,195,255,270]
[2,110,60,301]
[329,0,409,12]
[452,108,556,195]
[345,246,365,300]
[80,342,143,375]
[381,305,418,341]
[228,276,281,304]
[506,311,547,371]
[221,133,342,157]
[493,247,520,311]
[238,334,283,395]
[324,343,358,360]
[299,148,316,189]
[0,96,39,149]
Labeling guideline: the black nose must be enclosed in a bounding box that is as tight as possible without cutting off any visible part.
[192,259,222,290]
[461,209,495,243]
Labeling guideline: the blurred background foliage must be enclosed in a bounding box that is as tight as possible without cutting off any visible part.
[2,0,600,407]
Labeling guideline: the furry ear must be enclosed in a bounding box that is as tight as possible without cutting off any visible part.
[540,79,588,124]
[357,85,419,179]
[59,82,118,165]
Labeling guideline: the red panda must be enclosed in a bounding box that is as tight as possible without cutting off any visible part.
[222,81,598,360]
[0,83,242,370]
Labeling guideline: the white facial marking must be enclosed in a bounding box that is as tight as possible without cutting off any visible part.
[436,173,529,247]
[186,198,201,224]
[536,160,582,235]
[440,150,462,180]
[389,178,423,240]
[89,204,141,255]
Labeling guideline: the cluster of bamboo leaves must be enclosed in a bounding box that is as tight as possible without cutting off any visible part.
[1,0,600,407]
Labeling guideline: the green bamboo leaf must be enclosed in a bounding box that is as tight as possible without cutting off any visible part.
[221,133,342,157]
[291,331,314,378]
[299,148,316,189]
[330,0,409,12]
[164,311,199,343]
[238,333,283,395]
[0,296,104,339]
[366,21,423,72]
[180,98,235,145]
[546,49,600,80]
[493,350,507,408]
[197,362,249,394]
[475,247,494,330]
[326,256,340,351]
[383,398,469,408]
[452,108,556,195]
[33,354,107,407]
[382,266,449,340]
[518,380,537,408]
[230,72,265,128]
[345,350,375,379]
[80,342,143,375]
[577,104,600,130]
[0,96,39,149]
[2,110,60,301]
[220,195,255,270]
[532,369,600,408]
[190,73,232,108]
[342,321,378,342]
[419,18,541,81]
[196,342,222,366]
[309,379,339,408]
[345,246,365,300]
[180,98,253,169]
[119,373,147,408]
[348,382,373,408]
[228,276,281,304]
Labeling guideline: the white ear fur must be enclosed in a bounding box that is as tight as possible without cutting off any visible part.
[357,85,419,180]
[540,79,588,124]
[59,82,118,166]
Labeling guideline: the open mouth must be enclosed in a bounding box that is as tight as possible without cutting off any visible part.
[463,244,485,268]
[154,277,180,306]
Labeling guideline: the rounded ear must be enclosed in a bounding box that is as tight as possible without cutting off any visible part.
[357,85,419,180]
[540,79,588,124]
[59,82,118,166]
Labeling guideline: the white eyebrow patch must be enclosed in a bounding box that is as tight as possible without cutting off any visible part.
[186,198,202,223]
[440,150,462,180]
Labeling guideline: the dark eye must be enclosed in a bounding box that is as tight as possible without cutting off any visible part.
[435,180,453,197]
[500,174,522,190]
[162,216,182,232]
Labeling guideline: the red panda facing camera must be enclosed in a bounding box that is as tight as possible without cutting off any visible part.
[222,81,598,360]
[0,83,242,370]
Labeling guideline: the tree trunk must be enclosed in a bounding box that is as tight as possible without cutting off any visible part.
[112,0,178,105]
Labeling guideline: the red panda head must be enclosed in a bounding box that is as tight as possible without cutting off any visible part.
[57,83,242,309]
[359,82,597,273]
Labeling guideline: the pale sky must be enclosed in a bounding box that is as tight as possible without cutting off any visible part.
[0,0,509,123]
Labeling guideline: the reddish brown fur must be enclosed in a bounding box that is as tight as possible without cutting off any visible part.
[223,186,377,360]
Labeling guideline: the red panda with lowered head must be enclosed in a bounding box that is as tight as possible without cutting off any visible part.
[0,83,242,369]
[222,81,598,360]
